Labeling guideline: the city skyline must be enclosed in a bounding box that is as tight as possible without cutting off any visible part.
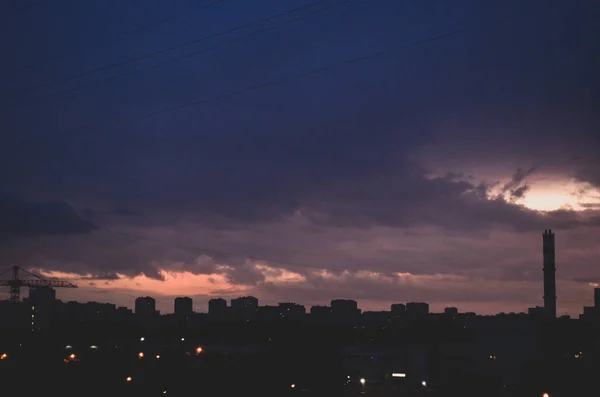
[1,0,599,316]
[1,227,599,316]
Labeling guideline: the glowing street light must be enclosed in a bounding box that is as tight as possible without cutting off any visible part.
[360,378,366,386]
[0,353,7,360]
[156,354,161,359]
[138,352,144,359]
[125,376,132,383]
[140,337,145,342]
[421,381,427,387]
[195,346,203,354]
[291,384,296,388]
[542,393,550,397]
[69,353,76,360]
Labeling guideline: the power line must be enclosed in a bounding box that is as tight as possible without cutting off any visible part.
[4,0,227,85]
[130,3,544,121]
[3,0,331,106]
[13,2,541,147]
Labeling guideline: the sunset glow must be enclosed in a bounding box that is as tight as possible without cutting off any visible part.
[515,179,600,212]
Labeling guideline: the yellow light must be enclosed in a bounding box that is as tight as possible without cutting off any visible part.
[138,352,144,358]
[291,384,296,388]
[195,347,203,354]
[156,354,161,359]
[542,393,550,397]
[69,354,76,360]
[126,376,132,383]
[0,353,7,360]
[574,353,580,359]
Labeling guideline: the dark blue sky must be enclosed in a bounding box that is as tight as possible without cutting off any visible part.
[0,0,599,314]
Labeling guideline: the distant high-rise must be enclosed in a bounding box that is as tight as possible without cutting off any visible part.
[174,297,193,316]
[444,307,458,316]
[231,296,258,318]
[278,302,306,319]
[208,298,227,316]
[406,302,429,318]
[135,296,156,316]
[28,286,56,305]
[543,229,557,319]
[391,303,406,316]
[594,288,600,308]
[331,299,358,314]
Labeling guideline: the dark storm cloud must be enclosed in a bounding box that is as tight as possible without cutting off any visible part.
[222,263,266,286]
[300,172,600,232]
[509,185,530,200]
[0,193,96,242]
[79,272,121,280]
[500,167,535,201]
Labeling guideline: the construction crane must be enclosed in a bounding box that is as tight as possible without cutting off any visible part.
[0,265,77,303]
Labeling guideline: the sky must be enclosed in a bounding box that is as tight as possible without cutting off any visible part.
[0,0,599,315]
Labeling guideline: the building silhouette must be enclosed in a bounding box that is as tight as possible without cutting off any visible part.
[406,302,429,318]
[278,302,306,320]
[28,286,56,305]
[391,303,406,316]
[310,305,331,321]
[331,299,358,314]
[135,296,156,316]
[174,296,193,315]
[208,298,228,316]
[444,307,458,316]
[543,229,557,319]
[231,296,258,318]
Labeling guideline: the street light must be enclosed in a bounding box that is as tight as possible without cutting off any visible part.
[360,378,366,386]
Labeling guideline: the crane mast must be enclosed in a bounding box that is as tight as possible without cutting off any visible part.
[0,265,77,302]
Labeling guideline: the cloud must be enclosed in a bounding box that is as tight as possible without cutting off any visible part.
[502,167,536,193]
[300,173,600,232]
[0,0,599,314]
[0,193,96,242]
[510,185,530,200]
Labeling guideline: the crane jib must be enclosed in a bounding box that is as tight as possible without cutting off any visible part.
[0,265,77,303]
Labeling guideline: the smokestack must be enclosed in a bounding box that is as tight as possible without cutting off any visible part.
[542,229,556,319]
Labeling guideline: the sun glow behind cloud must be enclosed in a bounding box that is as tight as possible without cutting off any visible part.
[514,179,600,212]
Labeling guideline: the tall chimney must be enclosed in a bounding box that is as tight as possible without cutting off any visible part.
[542,229,556,319]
